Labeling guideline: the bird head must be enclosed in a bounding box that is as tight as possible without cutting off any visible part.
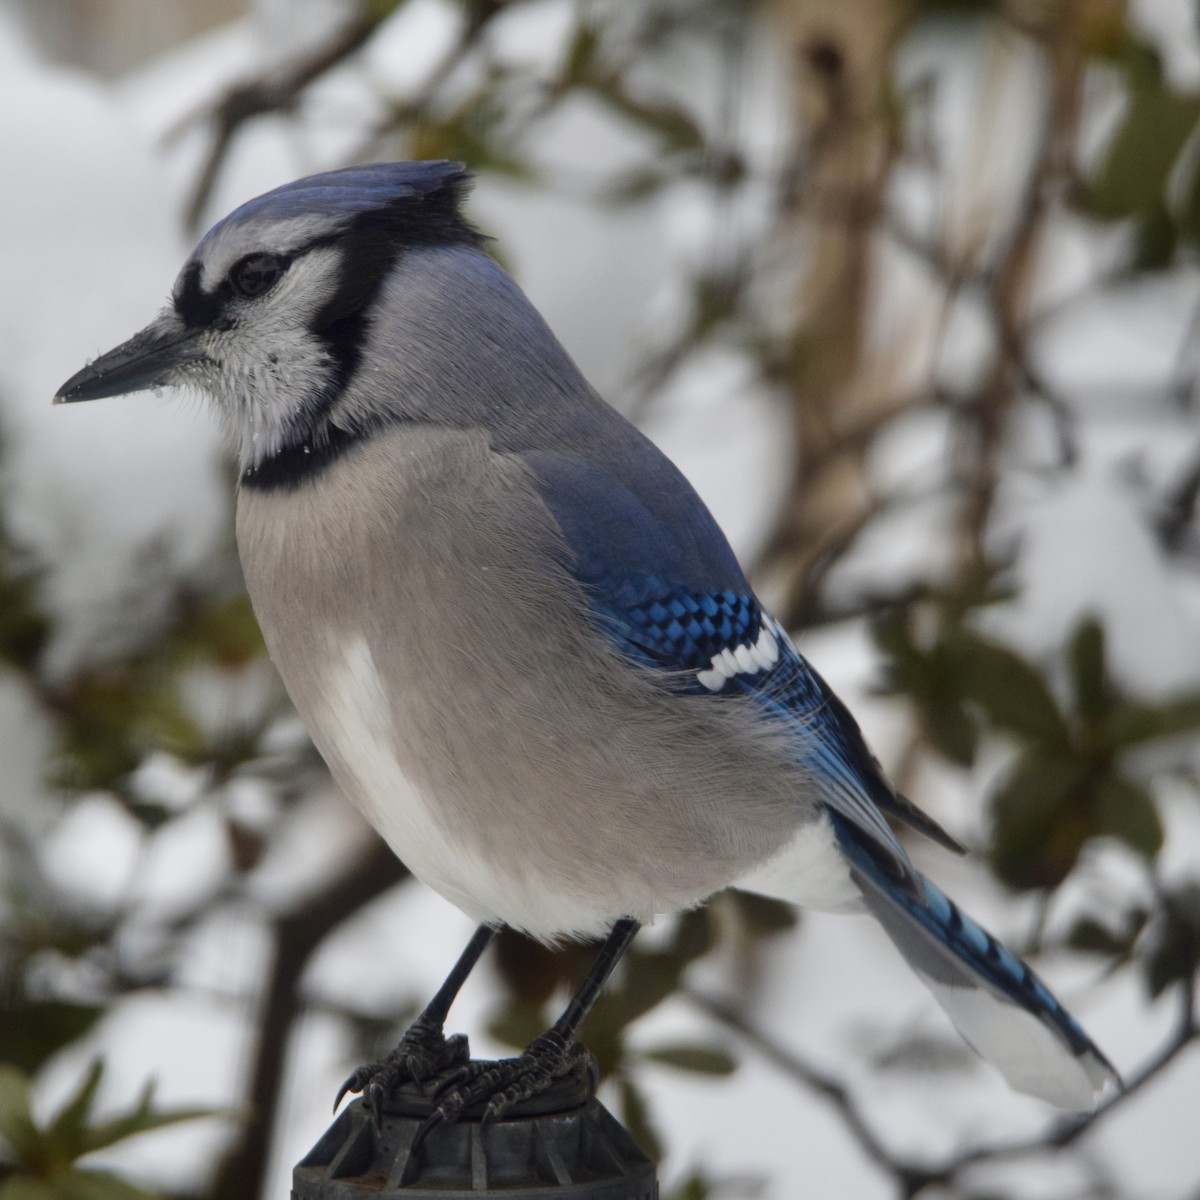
[55,161,481,471]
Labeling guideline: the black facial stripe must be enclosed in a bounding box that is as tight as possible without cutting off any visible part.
[304,191,486,395]
[233,175,486,492]
[178,178,483,338]
[305,229,397,408]
[174,263,226,328]
[175,254,292,330]
[298,230,409,427]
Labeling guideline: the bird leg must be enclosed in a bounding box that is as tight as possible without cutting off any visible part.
[416,917,641,1141]
[335,923,497,1126]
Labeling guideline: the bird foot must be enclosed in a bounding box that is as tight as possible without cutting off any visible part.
[416,1032,595,1144]
[334,1017,470,1128]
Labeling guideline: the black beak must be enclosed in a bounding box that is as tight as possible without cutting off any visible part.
[54,312,207,404]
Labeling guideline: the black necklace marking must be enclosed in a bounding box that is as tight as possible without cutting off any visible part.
[239,421,370,491]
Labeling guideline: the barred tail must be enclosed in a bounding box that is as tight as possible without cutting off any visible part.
[831,813,1119,1109]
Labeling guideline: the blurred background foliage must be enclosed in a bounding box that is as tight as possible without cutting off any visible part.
[3,0,1200,1197]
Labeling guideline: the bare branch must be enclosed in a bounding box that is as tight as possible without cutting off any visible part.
[171,1,517,233]
[209,838,410,1200]
[173,14,382,232]
[690,972,1199,1200]
[926,975,1197,1185]
[684,986,918,1183]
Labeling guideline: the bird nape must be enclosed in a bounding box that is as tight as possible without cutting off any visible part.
[56,160,1119,1135]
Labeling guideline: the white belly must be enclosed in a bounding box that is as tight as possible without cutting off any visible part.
[315,636,618,938]
[733,810,861,912]
[320,636,861,933]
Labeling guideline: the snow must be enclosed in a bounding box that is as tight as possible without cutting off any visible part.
[38,793,144,913]
[4,2,1200,1198]
[994,424,1200,694]
[0,10,227,676]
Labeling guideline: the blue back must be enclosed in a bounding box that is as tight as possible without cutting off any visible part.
[522,413,914,868]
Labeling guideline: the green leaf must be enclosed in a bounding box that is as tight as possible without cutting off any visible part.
[954,632,1071,747]
[0,1068,37,1163]
[0,1059,222,1180]
[560,21,601,86]
[1178,152,1200,244]
[43,1061,104,1164]
[664,1171,710,1200]
[617,1078,661,1161]
[589,83,705,155]
[0,562,49,673]
[870,608,917,669]
[0,1005,104,1076]
[1132,203,1180,269]
[78,1092,216,1160]
[1096,775,1163,859]
[0,1177,56,1200]
[641,1043,736,1076]
[362,0,411,23]
[923,697,977,767]
[42,1170,158,1200]
[178,594,266,668]
[728,889,798,935]
[1068,616,1110,721]
[1067,910,1147,957]
[1143,882,1200,998]
[1111,693,1200,745]
[988,755,1091,889]
[485,1001,547,1052]
[408,86,532,180]
[617,952,685,1023]
[1084,86,1200,219]
[871,609,986,765]
[573,995,625,1079]
[669,908,715,964]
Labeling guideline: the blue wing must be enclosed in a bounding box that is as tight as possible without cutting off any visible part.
[523,444,953,866]
[524,441,1117,1105]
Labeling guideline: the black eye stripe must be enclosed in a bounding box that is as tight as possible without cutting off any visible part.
[174,262,221,327]
[174,253,293,326]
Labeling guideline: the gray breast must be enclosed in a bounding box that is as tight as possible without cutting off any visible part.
[235,424,812,939]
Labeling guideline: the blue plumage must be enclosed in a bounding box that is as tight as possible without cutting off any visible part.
[205,160,472,233]
[599,585,762,676]
[525,445,748,602]
[529,445,923,859]
[830,805,1112,1086]
[58,159,1119,1115]
[531,438,1116,1102]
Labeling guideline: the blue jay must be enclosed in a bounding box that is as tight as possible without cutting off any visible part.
[57,161,1117,1133]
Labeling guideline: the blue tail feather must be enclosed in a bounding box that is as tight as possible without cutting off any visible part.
[829,809,1119,1107]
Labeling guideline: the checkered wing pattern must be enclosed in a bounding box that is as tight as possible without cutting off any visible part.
[527,447,906,858]
[605,588,763,676]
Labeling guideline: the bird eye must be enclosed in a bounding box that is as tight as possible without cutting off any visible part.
[231,253,284,299]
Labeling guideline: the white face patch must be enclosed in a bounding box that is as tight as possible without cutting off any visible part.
[696,622,779,692]
[181,246,347,470]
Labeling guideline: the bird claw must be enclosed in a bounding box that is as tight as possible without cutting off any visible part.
[411,1031,591,1149]
[333,1019,471,1122]
[367,1081,387,1132]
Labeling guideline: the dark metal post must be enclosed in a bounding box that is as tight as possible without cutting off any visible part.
[293,1068,658,1198]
